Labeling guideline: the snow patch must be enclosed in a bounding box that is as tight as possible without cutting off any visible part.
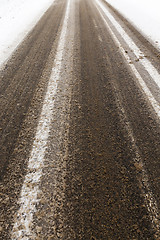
[105,0,160,49]
[0,0,54,67]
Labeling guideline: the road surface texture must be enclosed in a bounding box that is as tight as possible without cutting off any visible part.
[0,0,160,239]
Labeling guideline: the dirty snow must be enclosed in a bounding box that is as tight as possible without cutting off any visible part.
[0,0,54,67]
[105,0,160,50]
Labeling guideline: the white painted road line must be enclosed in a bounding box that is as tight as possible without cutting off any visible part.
[95,0,160,119]
[11,0,71,238]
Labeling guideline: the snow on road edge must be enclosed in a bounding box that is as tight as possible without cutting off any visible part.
[0,0,54,68]
[105,0,160,50]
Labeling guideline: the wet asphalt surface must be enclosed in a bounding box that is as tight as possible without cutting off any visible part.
[1,0,160,239]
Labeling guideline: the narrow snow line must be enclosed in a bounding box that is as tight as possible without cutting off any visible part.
[117,98,160,239]
[95,2,160,236]
[98,35,102,42]
[93,19,98,28]
[11,0,71,239]
[96,0,160,90]
[93,19,102,42]
[95,0,160,119]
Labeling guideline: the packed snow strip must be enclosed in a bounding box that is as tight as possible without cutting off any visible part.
[105,0,160,49]
[95,0,160,236]
[95,0,160,118]
[0,0,54,68]
[98,0,160,90]
[11,0,71,238]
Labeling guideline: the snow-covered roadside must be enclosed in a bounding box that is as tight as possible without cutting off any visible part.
[0,0,54,67]
[105,0,160,50]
